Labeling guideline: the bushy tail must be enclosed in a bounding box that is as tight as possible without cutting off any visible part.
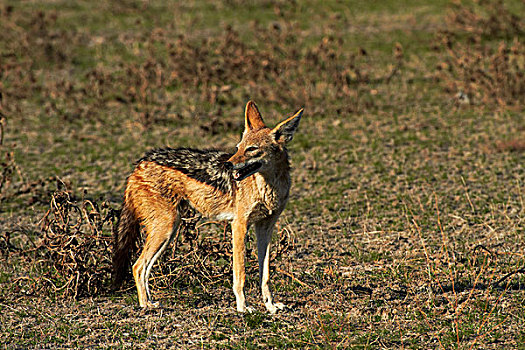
[112,200,140,288]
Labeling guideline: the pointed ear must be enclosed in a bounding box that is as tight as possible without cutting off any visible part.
[244,100,266,131]
[271,108,303,144]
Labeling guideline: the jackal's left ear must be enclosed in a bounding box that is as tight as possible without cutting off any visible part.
[271,108,303,144]
[245,100,266,131]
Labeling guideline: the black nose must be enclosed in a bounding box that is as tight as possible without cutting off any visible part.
[224,161,233,170]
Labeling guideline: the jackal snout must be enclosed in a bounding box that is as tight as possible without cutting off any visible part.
[225,147,264,181]
[224,159,260,171]
[226,158,263,181]
[224,161,233,170]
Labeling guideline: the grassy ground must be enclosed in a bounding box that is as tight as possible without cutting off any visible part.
[1,0,524,348]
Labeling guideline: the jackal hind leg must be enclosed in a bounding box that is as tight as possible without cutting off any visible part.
[133,200,181,308]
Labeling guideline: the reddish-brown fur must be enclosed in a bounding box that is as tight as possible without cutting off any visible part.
[113,101,303,313]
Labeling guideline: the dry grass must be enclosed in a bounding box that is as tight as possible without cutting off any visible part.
[435,0,524,108]
[0,0,524,348]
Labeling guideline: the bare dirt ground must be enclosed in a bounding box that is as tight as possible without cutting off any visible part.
[1,0,524,348]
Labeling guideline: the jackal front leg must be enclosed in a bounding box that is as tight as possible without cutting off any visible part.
[255,217,285,314]
[232,218,251,313]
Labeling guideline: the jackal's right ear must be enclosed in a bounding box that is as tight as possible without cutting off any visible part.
[271,108,303,144]
[244,100,266,131]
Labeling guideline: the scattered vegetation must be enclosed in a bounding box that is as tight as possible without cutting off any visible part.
[435,0,525,107]
[0,0,523,348]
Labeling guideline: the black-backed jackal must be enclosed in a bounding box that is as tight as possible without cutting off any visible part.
[112,101,303,313]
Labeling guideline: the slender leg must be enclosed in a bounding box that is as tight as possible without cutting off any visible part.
[231,218,251,312]
[255,216,285,314]
[133,214,180,308]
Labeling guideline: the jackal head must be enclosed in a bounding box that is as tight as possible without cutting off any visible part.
[225,101,303,181]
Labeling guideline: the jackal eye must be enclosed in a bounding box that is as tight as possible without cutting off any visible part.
[245,146,259,153]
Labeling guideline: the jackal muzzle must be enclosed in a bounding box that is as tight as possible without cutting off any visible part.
[226,160,262,181]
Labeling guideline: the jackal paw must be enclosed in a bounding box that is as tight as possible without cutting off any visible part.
[144,300,161,309]
[266,302,286,314]
[237,305,254,313]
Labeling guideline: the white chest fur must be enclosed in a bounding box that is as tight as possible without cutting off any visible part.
[214,212,235,222]
[254,173,289,215]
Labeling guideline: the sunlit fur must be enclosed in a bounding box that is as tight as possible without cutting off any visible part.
[113,101,303,313]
